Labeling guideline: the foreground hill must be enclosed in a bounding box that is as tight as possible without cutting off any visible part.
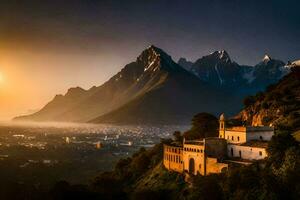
[237,64,300,133]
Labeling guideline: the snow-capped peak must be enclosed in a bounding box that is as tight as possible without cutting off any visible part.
[218,50,227,59]
[263,54,271,62]
[285,59,300,69]
[209,50,230,61]
[291,60,300,67]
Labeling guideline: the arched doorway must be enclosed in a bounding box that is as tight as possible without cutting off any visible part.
[189,158,195,174]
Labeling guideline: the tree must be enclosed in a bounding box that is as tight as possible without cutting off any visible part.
[243,95,256,107]
[189,175,223,200]
[184,113,218,140]
[173,131,183,142]
[267,130,298,168]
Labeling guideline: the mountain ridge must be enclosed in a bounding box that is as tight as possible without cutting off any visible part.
[14,45,294,124]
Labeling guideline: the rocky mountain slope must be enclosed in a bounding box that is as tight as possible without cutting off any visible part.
[89,47,238,124]
[15,46,238,124]
[236,63,300,133]
[15,46,294,124]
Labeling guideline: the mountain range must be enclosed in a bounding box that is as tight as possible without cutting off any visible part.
[14,45,293,124]
[178,51,289,94]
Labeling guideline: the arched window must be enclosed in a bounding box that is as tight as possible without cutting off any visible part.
[232,136,234,141]
[237,136,240,141]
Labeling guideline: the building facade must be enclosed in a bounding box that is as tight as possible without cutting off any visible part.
[219,113,273,161]
[163,113,274,175]
[164,137,228,176]
[163,145,183,172]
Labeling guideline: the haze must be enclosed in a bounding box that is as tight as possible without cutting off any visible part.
[0,0,299,120]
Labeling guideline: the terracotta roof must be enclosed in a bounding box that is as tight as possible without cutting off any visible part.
[240,140,269,148]
[184,140,204,145]
[225,126,274,132]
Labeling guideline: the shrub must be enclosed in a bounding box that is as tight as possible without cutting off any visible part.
[243,96,256,107]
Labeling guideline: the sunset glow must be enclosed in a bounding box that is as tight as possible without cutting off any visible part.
[0,1,298,199]
[0,72,3,83]
[0,0,298,122]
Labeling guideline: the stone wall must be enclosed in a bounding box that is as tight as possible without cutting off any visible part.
[246,130,274,141]
[227,144,267,160]
[183,143,205,175]
[163,145,183,173]
[206,157,228,175]
[224,130,247,144]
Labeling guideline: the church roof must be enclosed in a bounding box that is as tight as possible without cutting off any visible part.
[240,140,268,148]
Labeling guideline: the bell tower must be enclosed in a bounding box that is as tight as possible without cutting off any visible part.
[219,113,225,138]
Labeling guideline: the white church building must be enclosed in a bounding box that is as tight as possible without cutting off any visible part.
[219,113,274,161]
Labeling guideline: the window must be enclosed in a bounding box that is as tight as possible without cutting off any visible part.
[259,136,263,140]
[232,136,234,141]
[197,149,200,153]
[237,136,240,141]
[200,150,203,153]
[259,151,262,156]
[239,150,242,158]
[231,148,233,156]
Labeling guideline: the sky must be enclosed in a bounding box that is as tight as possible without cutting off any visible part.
[0,0,299,120]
